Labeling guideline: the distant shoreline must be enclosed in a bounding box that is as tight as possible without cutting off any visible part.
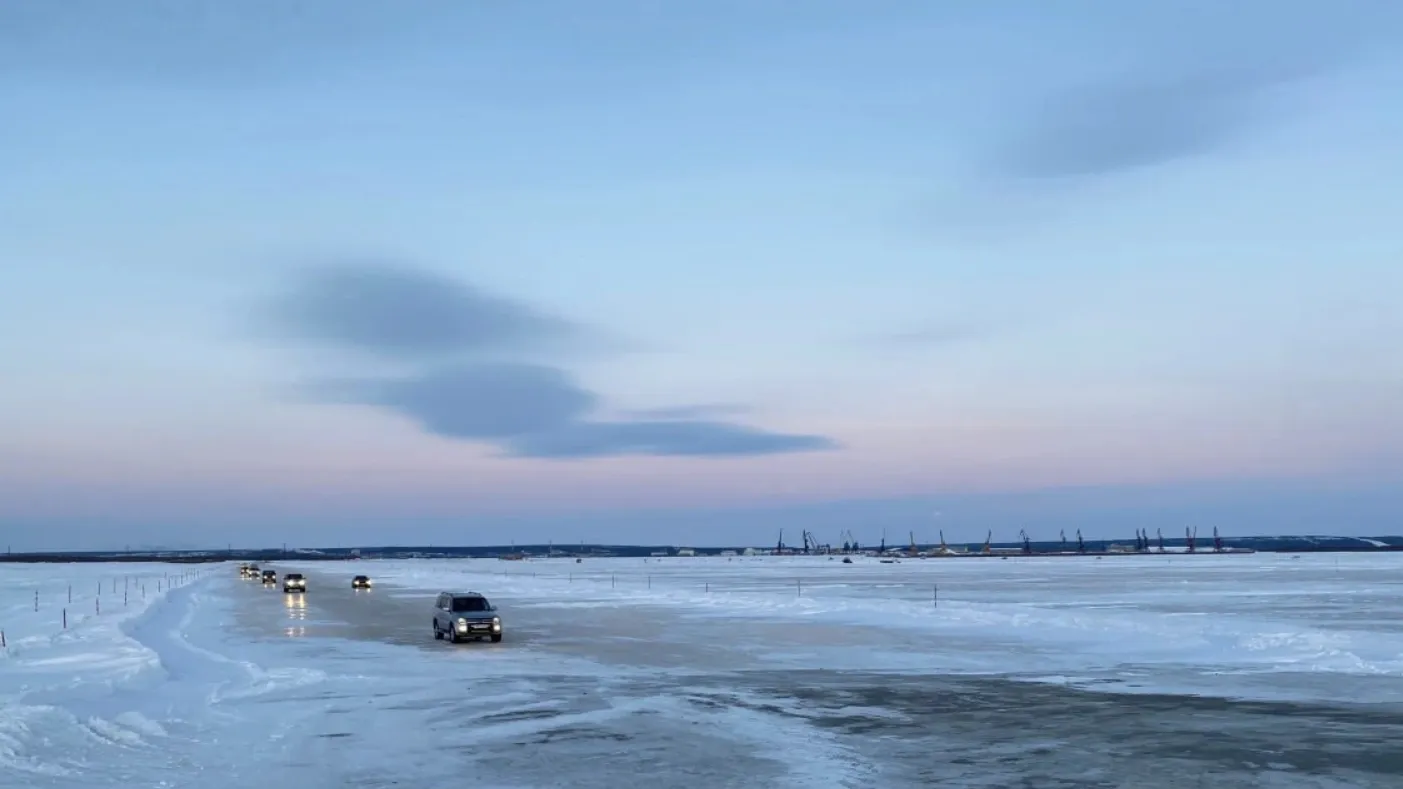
[2,537,1400,564]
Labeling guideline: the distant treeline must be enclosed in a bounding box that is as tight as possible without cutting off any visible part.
[2,535,1400,563]
[0,554,224,564]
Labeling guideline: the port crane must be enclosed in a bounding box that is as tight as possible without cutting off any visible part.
[1019,529,1032,555]
[1076,529,1086,554]
[981,530,992,555]
[840,530,859,554]
[1186,526,1198,553]
[799,530,830,555]
[1212,526,1223,553]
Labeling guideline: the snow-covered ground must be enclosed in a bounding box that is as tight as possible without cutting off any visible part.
[2,553,1401,788]
[0,563,213,783]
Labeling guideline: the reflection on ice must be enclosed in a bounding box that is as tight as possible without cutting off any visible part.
[283,593,307,615]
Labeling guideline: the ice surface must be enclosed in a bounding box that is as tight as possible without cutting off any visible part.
[278,552,1403,697]
[1,553,1400,788]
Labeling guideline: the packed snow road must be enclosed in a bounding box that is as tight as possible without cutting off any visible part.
[4,554,1403,788]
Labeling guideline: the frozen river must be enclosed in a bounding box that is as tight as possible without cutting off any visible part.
[3,553,1402,787]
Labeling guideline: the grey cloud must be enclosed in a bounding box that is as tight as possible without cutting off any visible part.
[507,420,835,459]
[316,363,836,459]
[986,0,1390,182]
[617,403,752,420]
[995,64,1315,180]
[337,363,596,440]
[264,260,836,459]
[261,261,578,359]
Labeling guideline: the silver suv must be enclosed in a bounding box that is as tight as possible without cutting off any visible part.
[432,592,503,643]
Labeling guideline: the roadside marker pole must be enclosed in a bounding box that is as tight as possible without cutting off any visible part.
[934,583,938,608]
[797,579,802,597]
[62,608,67,629]
[68,585,72,604]
[34,590,38,612]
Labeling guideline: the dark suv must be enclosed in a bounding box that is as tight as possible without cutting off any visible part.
[432,592,503,643]
[261,569,277,585]
[283,573,306,593]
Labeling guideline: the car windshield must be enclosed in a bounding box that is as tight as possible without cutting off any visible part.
[451,597,490,612]
[287,574,303,579]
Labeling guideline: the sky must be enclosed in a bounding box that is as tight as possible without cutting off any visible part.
[2,1,1402,550]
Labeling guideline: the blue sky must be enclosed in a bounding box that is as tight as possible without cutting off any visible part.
[2,1,1401,550]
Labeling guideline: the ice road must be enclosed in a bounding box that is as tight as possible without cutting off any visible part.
[3,553,1403,788]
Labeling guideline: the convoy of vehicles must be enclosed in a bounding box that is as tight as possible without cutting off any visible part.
[237,567,502,645]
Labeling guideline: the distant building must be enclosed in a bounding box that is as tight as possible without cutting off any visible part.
[742,547,760,556]
[676,548,696,557]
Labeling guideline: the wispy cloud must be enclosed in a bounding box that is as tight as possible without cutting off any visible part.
[260,259,836,459]
[259,261,580,360]
[992,64,1321,180]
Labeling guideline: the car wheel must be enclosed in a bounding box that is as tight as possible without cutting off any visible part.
[433,621,443,640]
[490,633,503,643]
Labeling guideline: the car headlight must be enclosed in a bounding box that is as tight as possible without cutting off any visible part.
[457,618,467,626]
[492,617,501,625]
